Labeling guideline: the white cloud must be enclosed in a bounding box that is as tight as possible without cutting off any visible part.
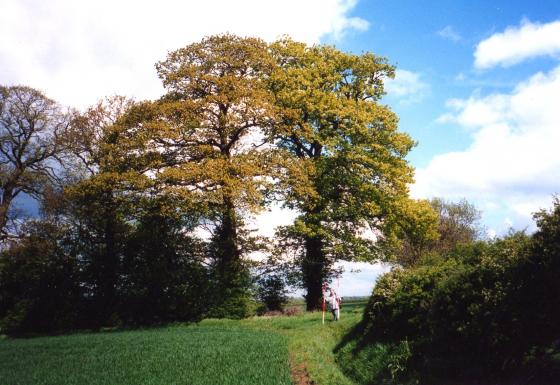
[438,25,461,42]
[412,65,560,232]
[475,19,560,69]
[0,0,368,109]
[385,69,430,104]
[334,261,392,297]
[251,203,298,239]
[486,228,497,239]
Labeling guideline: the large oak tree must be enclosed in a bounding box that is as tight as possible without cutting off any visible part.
[113,35,281,315]
[269,39,436,309]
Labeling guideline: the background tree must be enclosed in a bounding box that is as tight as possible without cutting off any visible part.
[0,217,82,334]
[62,96,140,326]
[65,95,134,178]
[0,86,69,241]
[2,94,213,329]
[430,197,484,253]
[112,34,281,316]
[255,273,289,312]
[390,198,440,267]
[395,197,484,266]
[269,39,430,309]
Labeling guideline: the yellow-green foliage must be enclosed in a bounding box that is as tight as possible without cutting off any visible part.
[269,38,435,263]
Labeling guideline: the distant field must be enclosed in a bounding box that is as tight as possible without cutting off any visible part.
[0,299,367,385]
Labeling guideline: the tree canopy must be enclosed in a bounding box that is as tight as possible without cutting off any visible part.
[102,35,284,316]
[0,34,439,326]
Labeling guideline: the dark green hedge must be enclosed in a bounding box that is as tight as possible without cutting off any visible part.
[337,199,560,385]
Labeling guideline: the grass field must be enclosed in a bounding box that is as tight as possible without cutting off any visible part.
[0,300,367,385]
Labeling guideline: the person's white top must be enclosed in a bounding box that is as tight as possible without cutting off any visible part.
[330,293,339,310]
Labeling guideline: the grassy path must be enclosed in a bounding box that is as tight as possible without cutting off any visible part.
[235,300,365,385]
[0,301,366,385]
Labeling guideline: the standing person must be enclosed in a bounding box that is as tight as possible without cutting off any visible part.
[329,289,340,321]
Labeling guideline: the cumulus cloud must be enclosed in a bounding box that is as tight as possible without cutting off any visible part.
[384,69,430,104]
[412,65,560,232]
[0,0,368,109]
[475,19,560,69]
[438,25,461,42]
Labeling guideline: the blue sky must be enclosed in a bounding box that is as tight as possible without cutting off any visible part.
[330,0,560,237]
[2,0,560,294]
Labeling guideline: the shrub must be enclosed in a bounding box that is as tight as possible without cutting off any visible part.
[283,306,303,317]
[338,215,560,384]
[256,274,289,312]
[206,289,258,319]
[0,221,82,335]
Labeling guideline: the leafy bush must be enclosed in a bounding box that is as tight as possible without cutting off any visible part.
[0,221,82,334]
[256,274,289,312]
[119,207,209,325]
[336,338,415,385]
[206,288,258,319]
[338,199,560,384]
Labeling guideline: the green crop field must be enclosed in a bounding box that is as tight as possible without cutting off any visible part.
[0,326,291,385]
[0,299,367,385]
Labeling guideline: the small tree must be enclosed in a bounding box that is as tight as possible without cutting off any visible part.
[65,95,134,177]
[256,274,289,312]
[120,196,209,324]
[63,96,138,326]
[390,198,440,267]
[431,197,484,253]
[0,219,82,334]
[394,198,483,267]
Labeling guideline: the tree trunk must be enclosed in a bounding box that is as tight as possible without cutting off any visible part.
[0,202,10,238]
[216,196,242,287]
[91,191,120,326]
[100,206,118,320]
[303,235,326,311]
[0,188,14,240]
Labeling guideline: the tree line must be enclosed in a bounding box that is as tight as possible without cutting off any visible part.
[0,34,441,334]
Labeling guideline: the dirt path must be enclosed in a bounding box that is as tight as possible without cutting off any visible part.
[290,359,314,385]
